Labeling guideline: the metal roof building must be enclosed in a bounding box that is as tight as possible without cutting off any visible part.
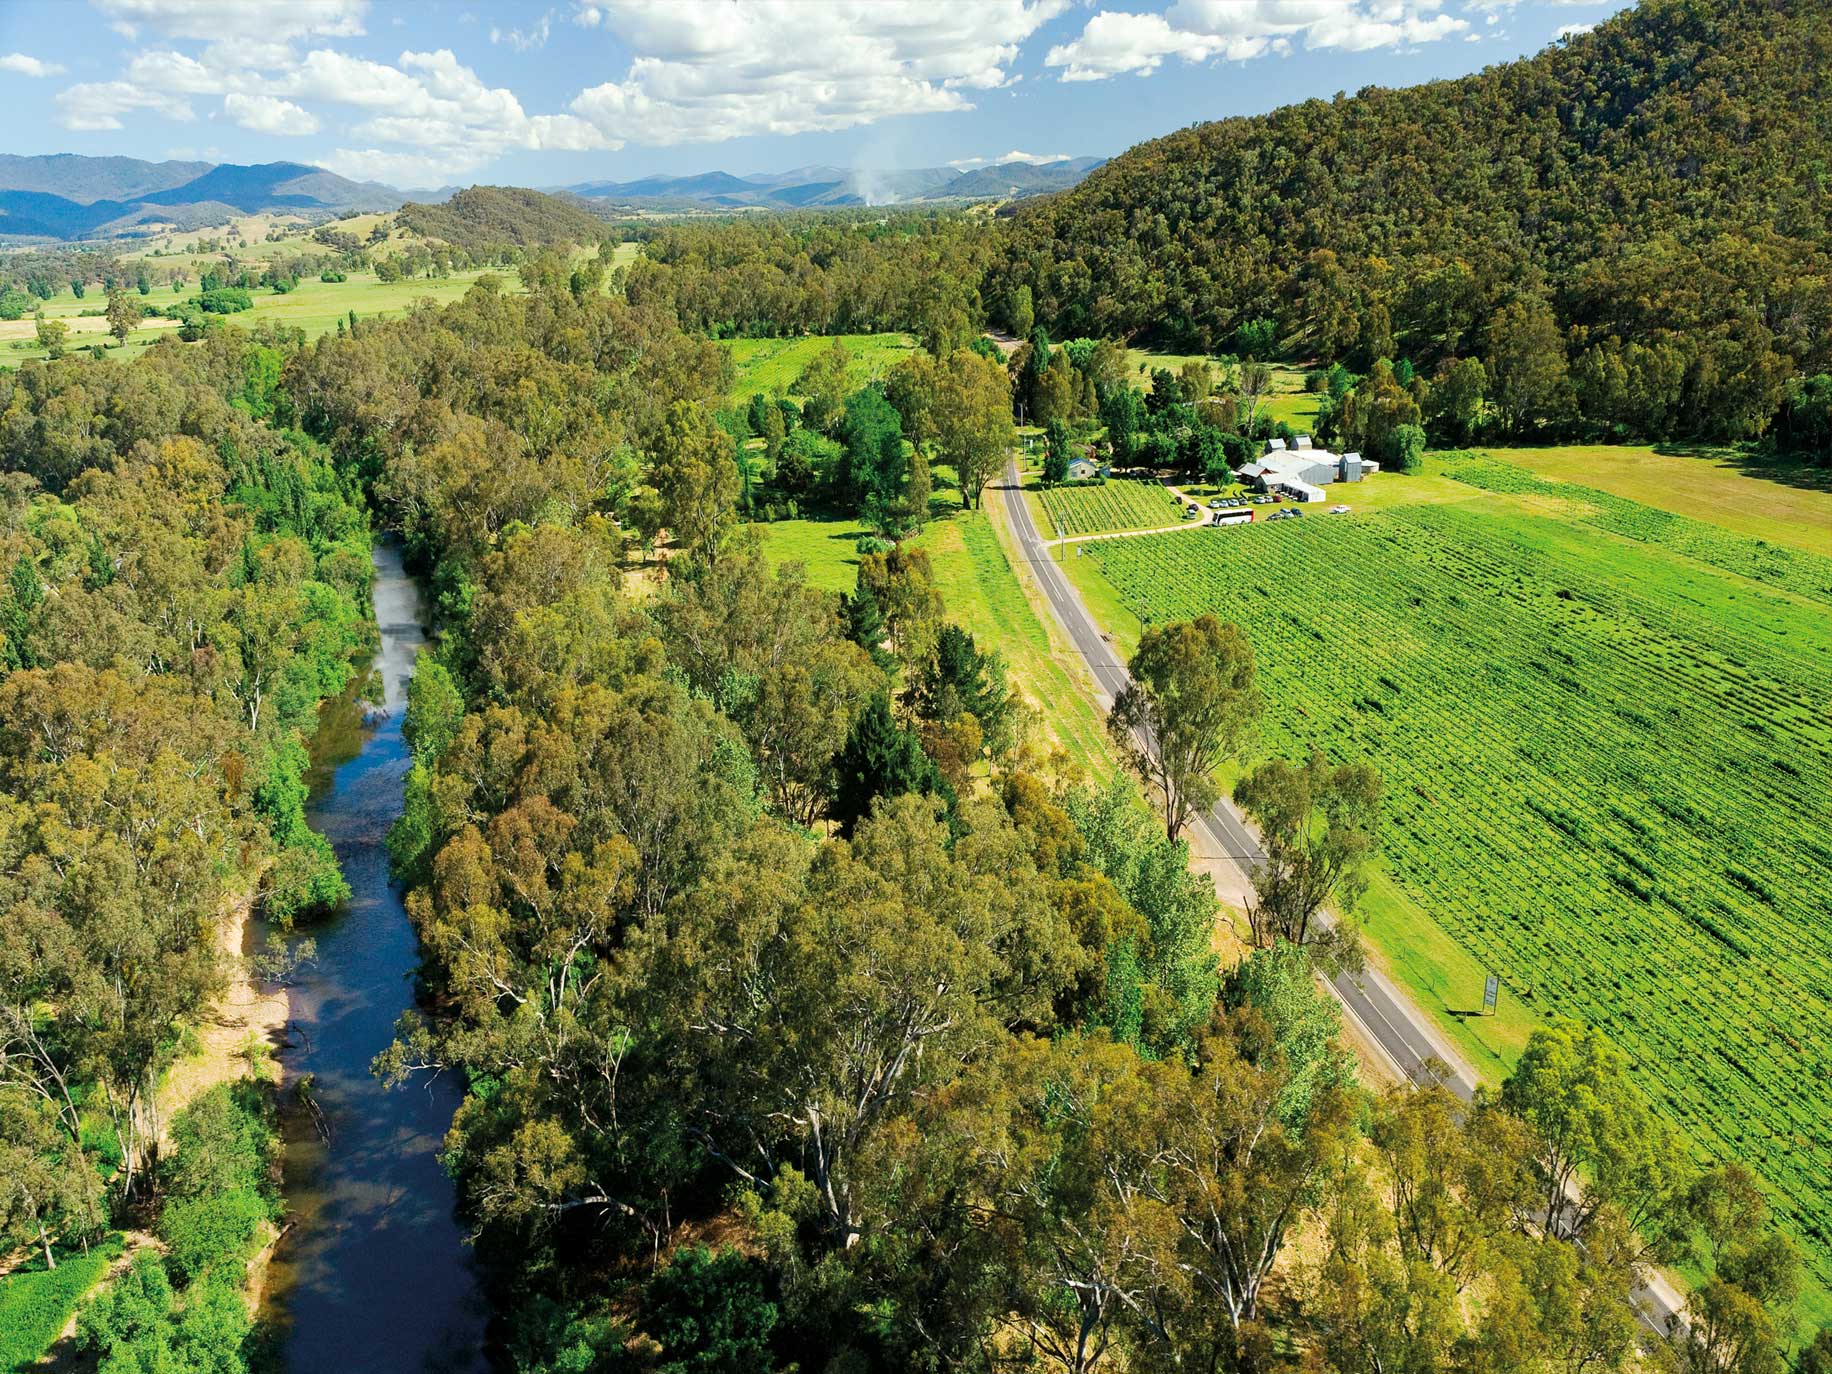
[1236,436,1378,491]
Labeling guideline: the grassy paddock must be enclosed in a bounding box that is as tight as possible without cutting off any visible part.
[0,268,509,365]
[926,509,1117,780]
[723,333,918,408]
[2,217,637,368]
[1477,444,1832,556]
[0,1234,125,1371]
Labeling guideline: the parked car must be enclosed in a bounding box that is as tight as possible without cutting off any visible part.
[1329,504,1352,514]
[1208,498,1223,509]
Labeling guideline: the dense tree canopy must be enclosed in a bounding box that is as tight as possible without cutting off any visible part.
[0,327,371,1255]
[998,0,1832,449]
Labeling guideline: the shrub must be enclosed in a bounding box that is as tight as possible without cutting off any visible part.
[77,1251,251,1373]
[176,309,220,342]
[164,1081,275,1203]
[262,830,350,927]
[644,1245,777,1374]
[159,1188,271,1287]
[194,287,254,315]
[320,269,347,283]
[0,1235,124,1371]
[157,1081,279,1288]
[1385,423,1426,473]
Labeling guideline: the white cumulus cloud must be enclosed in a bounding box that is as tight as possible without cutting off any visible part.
[566,0,1065,146]
[223,92,320,135]
[1047,0,1469,79]
[301,48,618,180]
[492,10,554,50]
[56,0,1074,177]
[89,0,367,43]
[0,52,65,77]
[55,80,196,130]
[1554,20,1596,37]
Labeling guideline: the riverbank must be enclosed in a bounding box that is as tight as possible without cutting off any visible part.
[166,896,295,1321]
[162,897,293,1121]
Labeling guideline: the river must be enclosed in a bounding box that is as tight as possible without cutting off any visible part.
[263,541,488,1373]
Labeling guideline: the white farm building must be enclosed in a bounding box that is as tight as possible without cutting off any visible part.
[1237,436,1376,502]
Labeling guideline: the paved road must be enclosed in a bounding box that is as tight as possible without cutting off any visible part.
[995,460,1685,1334]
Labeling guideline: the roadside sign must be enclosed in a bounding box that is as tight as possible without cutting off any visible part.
[1483,974,1499,1015]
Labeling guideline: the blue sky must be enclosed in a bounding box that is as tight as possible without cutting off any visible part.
[0,0,1632,191]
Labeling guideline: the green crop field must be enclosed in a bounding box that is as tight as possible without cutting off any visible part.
[1037,479,1187,536]
[1083,459,1832,1289]
[723,333,918,408]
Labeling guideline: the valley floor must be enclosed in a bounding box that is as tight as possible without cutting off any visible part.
[750,436,1832,1343]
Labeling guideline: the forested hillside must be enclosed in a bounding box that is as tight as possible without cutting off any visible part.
[397,185,610,256]
[624,213,994,344]
[1000,0,1832,442]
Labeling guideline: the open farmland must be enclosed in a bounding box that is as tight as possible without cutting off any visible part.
[0,268,508,365]
[722,332,917,407]
[1084,463,1832,1287]
[1038,477,1186,535]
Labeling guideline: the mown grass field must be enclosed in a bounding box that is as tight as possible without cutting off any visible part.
[1079,454,1832,1296]
[723,333,918,408]
[0,1234,124,1371]
[1036,478,1187,536]
[1481,444,1832,557]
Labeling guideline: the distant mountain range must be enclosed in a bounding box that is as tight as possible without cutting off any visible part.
[561,157,1104,210]
[0,155,402,242]
[0,152,1103,243]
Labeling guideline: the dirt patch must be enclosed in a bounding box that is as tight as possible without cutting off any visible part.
[159,898,291,1137]
[149,897,293,1322]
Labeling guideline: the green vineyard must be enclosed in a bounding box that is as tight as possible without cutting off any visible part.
[1086,482,1832,1284]
[1038,478,1187,536]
